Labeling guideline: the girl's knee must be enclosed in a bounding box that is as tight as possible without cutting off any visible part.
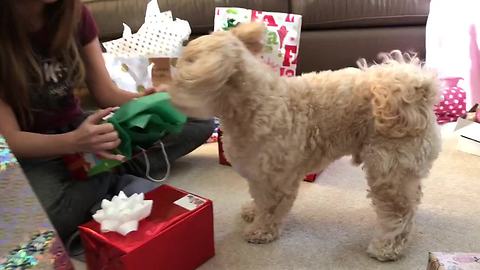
[118,174,157,196]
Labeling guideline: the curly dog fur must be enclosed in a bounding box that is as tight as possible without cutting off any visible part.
[168,23,442,261]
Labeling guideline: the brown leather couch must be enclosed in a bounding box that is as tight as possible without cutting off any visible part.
[84,0,430,73]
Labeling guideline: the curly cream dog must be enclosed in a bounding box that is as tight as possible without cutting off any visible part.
[168,23,441,261]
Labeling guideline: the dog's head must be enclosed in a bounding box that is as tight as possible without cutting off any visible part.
[169,22,266,118]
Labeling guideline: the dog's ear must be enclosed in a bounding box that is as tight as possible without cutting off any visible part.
[230,22,266,54]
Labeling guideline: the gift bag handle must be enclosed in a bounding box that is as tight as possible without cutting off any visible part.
[139,139,170,183]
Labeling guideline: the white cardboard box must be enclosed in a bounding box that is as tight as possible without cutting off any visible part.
[455,118,480,156]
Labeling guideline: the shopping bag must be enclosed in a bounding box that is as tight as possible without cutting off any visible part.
[214,7,302,76]
[86,93,186,177]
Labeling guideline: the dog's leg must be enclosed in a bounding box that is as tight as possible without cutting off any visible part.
[364,167,422,261]
[243,174,302,244]
[351,152,363,165]
[241,200,256,223]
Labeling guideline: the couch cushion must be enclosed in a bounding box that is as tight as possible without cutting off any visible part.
[158,0,289,34]
[83,0,148,40]
[291,0,430,30]
[296,26,426,73]
[84,0,289,39]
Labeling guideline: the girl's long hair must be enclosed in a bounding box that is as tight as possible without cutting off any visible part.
[0,0,85,129]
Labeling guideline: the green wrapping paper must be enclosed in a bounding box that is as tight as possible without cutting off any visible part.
[88,92,186,176]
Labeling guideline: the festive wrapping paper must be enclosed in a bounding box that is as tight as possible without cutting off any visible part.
[0,135,73,269]
[0,137,16,172]
[427,252,480,270]
[79,185,214,270]
[214,7,302,77]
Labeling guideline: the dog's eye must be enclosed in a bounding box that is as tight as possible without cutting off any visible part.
[185,57,195,64]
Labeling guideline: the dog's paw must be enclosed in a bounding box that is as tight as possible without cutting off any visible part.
[243,224,278,244]
[351,153,363,166]
[241,201,256,223]
[367,237,406,261]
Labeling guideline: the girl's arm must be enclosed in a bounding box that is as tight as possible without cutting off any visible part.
[0,98,76,158]
[0,98,121,159]
[80,38,140,108]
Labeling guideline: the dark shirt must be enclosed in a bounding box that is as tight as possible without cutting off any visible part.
[27,5,98,133]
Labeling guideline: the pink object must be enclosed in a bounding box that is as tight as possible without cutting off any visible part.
[434,77,467,124]
[426,0,480,108]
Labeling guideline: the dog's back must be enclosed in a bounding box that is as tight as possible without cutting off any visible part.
[282,51,440,169]
[358,50,440,138]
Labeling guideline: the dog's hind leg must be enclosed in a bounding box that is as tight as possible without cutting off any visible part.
[243,173,302,244]
[363,156,423,261]
[241,200,256,223]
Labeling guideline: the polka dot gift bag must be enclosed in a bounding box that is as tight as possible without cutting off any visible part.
[434,77,467,124]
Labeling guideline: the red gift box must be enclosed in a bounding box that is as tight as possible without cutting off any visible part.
[62,153,90,181]
[217,129,319,182]
[217,129,231,166]
[79,185,214,270]
[303,173,318,182]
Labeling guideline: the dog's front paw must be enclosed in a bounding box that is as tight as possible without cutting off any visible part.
[367,236,407,261]
[351,153,363,166]
[241,201,256,223]
[243,223,278,244]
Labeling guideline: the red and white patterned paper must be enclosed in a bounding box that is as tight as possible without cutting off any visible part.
[435,77,467,124]
[214,7,302,77]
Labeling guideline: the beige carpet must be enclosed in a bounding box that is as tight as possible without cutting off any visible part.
[73,124,480,269]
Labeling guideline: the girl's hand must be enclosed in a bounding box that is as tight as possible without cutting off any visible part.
[70,108,125,161]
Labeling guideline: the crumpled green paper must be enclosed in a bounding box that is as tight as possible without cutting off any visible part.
[88,92,186,176]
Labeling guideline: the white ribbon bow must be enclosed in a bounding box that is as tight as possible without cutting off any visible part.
[92,191,153,236]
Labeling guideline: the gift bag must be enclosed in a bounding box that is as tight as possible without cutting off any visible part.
[213,8,318,181]
[88,93,187,177]
[63,93,186,180]
[214,7,302,76]
[434,77,467,124]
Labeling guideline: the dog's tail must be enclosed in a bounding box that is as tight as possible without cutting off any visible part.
[357,50,440,138]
